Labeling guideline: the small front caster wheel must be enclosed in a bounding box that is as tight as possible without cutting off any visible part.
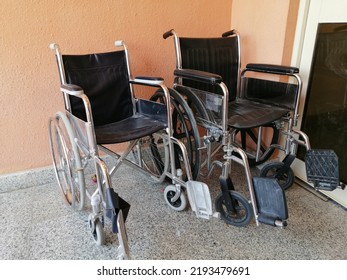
[215,191,253,227]
[164,185,187,211]
[89,218,105,246]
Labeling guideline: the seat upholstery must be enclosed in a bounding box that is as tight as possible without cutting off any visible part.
[228,99,289,129]
[95,114,167,144]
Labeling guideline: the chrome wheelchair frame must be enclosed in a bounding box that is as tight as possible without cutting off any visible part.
[48,41,212,259]
[160,29,341,227]
[163,29,316,190]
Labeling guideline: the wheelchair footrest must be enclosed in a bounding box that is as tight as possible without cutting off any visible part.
[186,180,212,219]
[105,188,131,233]
[257,214,288,228]
[253,177,288,227]
[305,149,339,191]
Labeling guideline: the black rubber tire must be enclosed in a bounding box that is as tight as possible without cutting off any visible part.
[259,161,295,190]
[150,88,201,180]
[174,85,211,123]
[232,123,280,166]
[215,190,253,227]
[48,112,86,211]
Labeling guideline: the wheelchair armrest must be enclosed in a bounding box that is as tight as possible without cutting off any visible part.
[60,84,84,97]
[245,64,299,75]
[60,83,94,123]
[174,69,223,85]
[131,76,164,87]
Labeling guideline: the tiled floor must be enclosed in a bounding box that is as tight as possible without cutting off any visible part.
[1,161,347,260]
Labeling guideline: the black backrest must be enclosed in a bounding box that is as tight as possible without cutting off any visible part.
[62,51,133,126]
[241,78,299,110]
[179,36,239,101]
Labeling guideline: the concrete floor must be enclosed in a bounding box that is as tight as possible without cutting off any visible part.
[1,160,347,260]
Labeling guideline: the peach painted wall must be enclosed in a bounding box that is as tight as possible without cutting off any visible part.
[0,0,298,175]
[230,0,299,150]
[231,0,299,67]
[0,0,232,174]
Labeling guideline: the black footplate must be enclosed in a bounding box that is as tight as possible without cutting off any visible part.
[105,188,130,233]
[253,177,288,227]
[305,149,340,191]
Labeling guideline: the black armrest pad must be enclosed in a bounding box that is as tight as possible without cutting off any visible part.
[246,64,299,74]
[174,69,223,84]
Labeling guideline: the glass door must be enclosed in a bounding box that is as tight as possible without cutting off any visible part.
[298,23,347,184]
[292,0,347,207]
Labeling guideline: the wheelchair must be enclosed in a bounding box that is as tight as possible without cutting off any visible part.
[160,29,341,227]
[48,40,213,259]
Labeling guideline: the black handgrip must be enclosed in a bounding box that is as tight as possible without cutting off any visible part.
[163,29,174,39]
[222,29,238,38]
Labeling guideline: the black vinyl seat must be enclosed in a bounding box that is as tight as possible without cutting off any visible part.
[228,99,289,129]
[95,114,167,144]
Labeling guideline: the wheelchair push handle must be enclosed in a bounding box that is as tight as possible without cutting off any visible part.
[222,29,239,37]
[115,40,124,47]
[49,43,59,51]
[163,29,175,39]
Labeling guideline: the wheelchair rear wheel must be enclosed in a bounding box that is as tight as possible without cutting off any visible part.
[232,124,280,166]
[259,162,295,190]
[174,85,211,125]
[173,85,223,174]
[48,112,86,210]
[215,190,253,227]
[131,134,169,182]
[150,88,201,180]
[175,85,280,168]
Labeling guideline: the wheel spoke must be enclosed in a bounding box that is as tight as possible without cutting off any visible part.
[49,112,86,211]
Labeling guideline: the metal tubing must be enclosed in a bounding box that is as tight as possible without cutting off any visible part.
[236,147,259,226]
[292,73,302,127]
[93,155,112,206]
[115,41,136,115]
[256,127,263,162]
[292,128,311,150]
[170,30,182,70]
[49,43,71,112]
[170,136,193,182]
[218,82,230,144]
